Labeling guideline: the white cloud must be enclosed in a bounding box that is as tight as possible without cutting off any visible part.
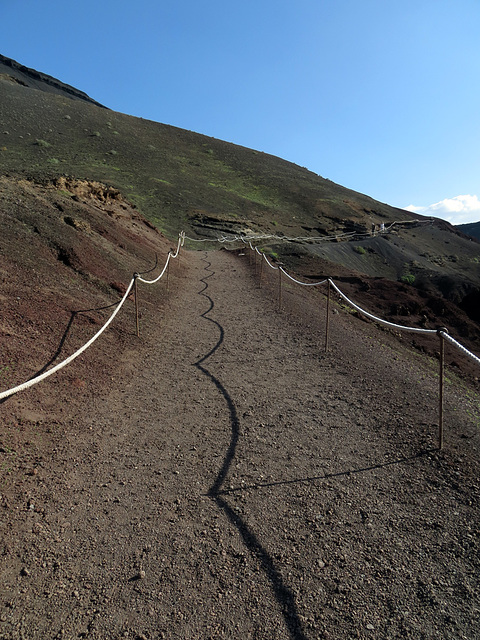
[404,195,480,226]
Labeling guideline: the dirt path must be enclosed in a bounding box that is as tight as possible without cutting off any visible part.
[1,250,479,640]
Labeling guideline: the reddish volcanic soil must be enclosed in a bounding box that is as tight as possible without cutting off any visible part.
[1,236,479,639]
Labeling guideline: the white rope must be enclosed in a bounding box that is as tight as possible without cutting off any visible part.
[441,332,480,368]
[246,239,479,367]
[280,267,327,287]
[183,218,433,247]
[262,253,279,270]
[0,231,187,399]
[137,253,171,284]
[171,233,183,258]
[248,243,479,368]
[184,233,243,244]
[219,236,241,243]
[328,279,437,335]
[0,279,135,400]
[202,231,480,371]
[137,233,183,284]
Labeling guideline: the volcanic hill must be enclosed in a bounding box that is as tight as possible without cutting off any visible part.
[1,54,479,359]
[1,54,480,640]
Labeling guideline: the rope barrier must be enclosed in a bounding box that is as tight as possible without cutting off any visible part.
[183,217,433,246]
[187,230,480,371]
[137,233,183,284]
[240,238,480,369]
[328,279,437,335]
[260,252,279,270]
[3,220,478,454]
[137,252,172,285]
[238,239,479,449]
[0,279,135,400]
[440,332,480,368]
[280,268,327,287]
[183,236,212,242]
[328,280,479,366]
[0,232,186,400]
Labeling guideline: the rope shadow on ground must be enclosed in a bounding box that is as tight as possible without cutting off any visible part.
[0,251,162,406]
[0,299,132,406]
[195,253,308,640]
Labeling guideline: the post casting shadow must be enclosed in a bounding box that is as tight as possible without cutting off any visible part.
[0,251,161,405]
[217,449,433,496]
[0,298,129,405]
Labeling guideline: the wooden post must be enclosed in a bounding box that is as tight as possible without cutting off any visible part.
[134,273,140,337]
[277,264,283,311]
[438,329,446,449]
[325,279,331,353]
[166,255,171,293]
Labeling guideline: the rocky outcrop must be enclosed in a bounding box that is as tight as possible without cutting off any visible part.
[0,54,106,108]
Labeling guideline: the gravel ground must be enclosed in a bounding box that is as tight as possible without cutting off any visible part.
[1,249,479,640]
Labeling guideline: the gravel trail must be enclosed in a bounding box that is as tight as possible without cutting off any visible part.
[1,249,479,640]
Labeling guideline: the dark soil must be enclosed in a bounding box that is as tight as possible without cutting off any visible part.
[2,60,480,357]
[1,59,480,640]
[1,247,479,640]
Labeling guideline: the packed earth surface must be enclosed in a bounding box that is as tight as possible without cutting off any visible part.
[1,61,480,640]
[1,246,479,640]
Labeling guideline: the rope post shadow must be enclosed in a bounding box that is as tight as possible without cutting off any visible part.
[325,279,331,353]
[438,327,447,450]
[133,272,140,337]
[259,253,264,288]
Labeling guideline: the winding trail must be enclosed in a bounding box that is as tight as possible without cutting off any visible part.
[196,253,307,639]
[1,250,479,640]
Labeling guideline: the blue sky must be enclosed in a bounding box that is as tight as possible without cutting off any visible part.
[2,0,480,224]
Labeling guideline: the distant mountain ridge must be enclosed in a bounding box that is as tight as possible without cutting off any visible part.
[456,221,480,241]
[0,54,106,108]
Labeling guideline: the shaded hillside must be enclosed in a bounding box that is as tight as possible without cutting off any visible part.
[0,54,106,108]
[1,55,480,348]
[457,221,480,241]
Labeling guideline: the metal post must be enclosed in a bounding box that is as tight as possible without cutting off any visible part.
[166,255,171,293]
[134,273,140,337]
[325,279,331,353]
[438,329,446,449]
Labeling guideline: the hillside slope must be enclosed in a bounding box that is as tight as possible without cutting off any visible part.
[0,54,479,347]
[0,174,177,406]
[0,64,409,237]
[0,56,479,640]
[457,221,480,241]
